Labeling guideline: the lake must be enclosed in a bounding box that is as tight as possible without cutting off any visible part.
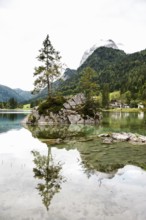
[0,111,146,220]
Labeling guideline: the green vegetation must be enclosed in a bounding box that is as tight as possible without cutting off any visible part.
[102,83,110,108]
[38,95,66,115]
[79,67,99,98]
[55,47,146,106]
[110,91,121,102]
[73,67,101,118]
[0,98,18,109]
[33,35,62,97]
[22,104,31,109]
[8,98,18,109]
[0,101,32,110]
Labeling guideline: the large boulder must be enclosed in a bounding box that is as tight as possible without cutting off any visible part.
[72,93,85,105]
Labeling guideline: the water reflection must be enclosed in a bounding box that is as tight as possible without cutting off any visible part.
[79,140,146,174]
[0,113,17,120]
[27,124,146,176]
[138,111,144,119]
[26,124,99,143]
[0,112,28,133]
[32,146,63,210]
[1,113,146,219]
[102,112,146,135]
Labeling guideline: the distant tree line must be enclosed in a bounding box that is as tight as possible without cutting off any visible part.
[0,98,18,109]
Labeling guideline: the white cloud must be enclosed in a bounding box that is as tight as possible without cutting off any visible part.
[0,0,146,90]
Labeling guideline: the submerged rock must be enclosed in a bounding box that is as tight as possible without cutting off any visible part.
[112,132,130,141]
[102,137,113,144]
[99,132,146,145]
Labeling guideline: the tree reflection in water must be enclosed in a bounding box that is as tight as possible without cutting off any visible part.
[32,146,63,210]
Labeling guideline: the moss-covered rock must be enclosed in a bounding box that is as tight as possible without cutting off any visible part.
[38,96,66,115]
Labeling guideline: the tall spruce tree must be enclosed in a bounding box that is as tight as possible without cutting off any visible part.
[102,83,110,108]
[79,67,99,99]
[33,35,61,97]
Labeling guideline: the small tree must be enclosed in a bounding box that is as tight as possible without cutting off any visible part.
[33,35,62,97]
[102,83,110,108]
[79,67,100,121]
[124,91,131,105]
[79,67,99,99]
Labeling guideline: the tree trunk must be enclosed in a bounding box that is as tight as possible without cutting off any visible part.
[47,75,51,97]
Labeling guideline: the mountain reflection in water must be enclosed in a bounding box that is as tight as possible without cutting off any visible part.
[0,112,29,133]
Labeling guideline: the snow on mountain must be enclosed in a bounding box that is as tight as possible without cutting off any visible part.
[80,39,119,66]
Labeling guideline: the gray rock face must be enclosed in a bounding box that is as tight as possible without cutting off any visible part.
[63,103,71,109]
[67,100,76,109]
[24,93,101,125]
[72,93,86,105]
[67,114,81,124]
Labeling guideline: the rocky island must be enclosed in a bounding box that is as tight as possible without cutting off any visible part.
[23,93,101,125]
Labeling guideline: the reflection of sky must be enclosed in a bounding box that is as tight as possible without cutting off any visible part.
[0,128,146,219]
[111,165,146,186]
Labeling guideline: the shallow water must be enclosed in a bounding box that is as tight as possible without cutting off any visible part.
[0,111,146,220]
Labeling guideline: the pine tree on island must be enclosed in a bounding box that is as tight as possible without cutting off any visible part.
[33,35,62,97]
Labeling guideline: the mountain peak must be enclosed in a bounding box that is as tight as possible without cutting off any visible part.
[102,39,119,49]
[80,39,119,66]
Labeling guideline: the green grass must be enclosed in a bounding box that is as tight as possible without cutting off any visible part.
[22,104,31,110]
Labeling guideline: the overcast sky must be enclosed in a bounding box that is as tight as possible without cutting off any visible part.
[0,0,146,90]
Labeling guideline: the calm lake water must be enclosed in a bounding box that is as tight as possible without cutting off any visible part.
[0,111,146,220]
